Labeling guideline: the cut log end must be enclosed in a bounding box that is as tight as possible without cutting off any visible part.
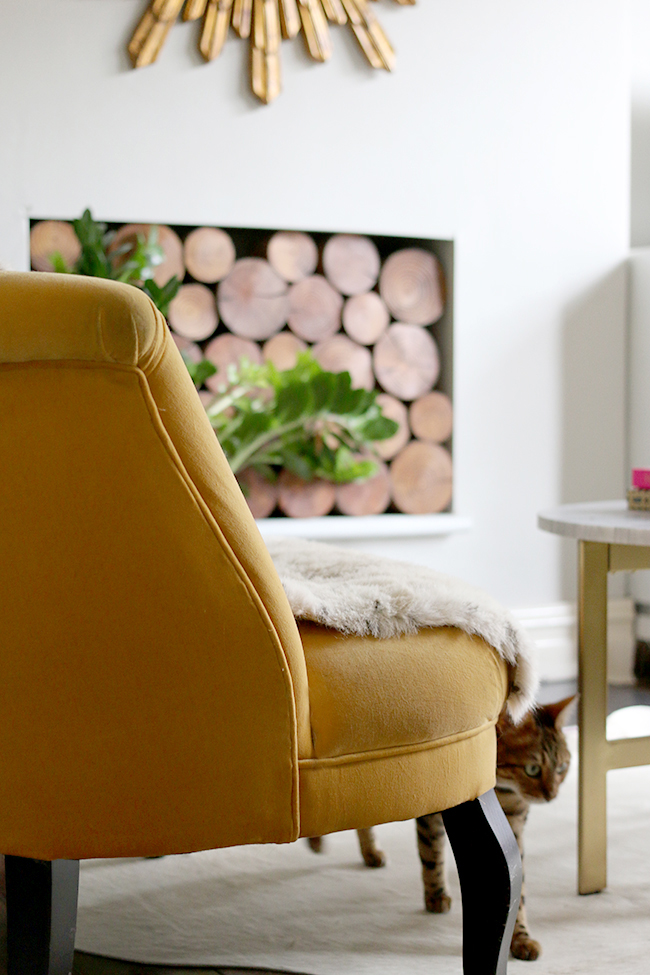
[342,291,390,345]
[312,335,374,390]
[287,274,343,343]
[267,231,319,282]
[373,323,440,401]
[390,441,453,514]
[30,221,81,272]
[278,471,336,518]
[203,332,264,392]
[218,257,289,340]
[184,226,236,283]
[409,391,453,443]
[167,283,218,341]
[109,223,185,287]
[322,234,381,295]
[379,248,445,326]
[262,331,308,370]
[336,461,391,516]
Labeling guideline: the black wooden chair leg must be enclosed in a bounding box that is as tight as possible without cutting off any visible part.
[442,789,522,975]
[4,856,79,975]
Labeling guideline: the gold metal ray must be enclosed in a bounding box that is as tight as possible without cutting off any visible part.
[127,0,413,103]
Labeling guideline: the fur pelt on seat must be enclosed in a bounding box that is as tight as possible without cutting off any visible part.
[266,536,538,722]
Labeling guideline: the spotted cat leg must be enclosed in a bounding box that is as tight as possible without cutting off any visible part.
[356,827,386,867]
[416,812,452,913]
[496,788,541,961]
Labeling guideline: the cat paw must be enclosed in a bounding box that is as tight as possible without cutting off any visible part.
[361,849,386,868]
[511,934,542,960]
[424,889,452,914]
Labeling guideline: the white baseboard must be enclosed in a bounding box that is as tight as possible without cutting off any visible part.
[512,598,636,684]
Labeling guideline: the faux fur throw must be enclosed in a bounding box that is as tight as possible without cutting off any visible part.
[266,536,538,723]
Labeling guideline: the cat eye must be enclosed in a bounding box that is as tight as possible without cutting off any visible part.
[524,762,542,777]
[557,762,568,774]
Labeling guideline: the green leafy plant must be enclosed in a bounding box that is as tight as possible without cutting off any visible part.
[49,209,180,315]
[193,351,398,484]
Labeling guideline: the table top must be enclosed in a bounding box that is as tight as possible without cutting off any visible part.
[538,500,650,545]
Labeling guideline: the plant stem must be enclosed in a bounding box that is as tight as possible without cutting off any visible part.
[227,419,307,474]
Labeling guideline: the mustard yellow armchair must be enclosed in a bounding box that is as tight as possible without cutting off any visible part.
[0,271,521,974]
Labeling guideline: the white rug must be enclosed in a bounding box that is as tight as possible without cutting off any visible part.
[69,707,650,974]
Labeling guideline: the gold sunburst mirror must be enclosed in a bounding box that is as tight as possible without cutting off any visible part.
[129,0,415,104]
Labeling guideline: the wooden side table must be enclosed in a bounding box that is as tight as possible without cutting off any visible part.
[538,500,650,894]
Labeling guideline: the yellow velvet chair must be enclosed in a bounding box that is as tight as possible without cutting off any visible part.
[0,271,521,975]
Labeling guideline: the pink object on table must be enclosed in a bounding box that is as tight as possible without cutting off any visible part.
[632,469,650,489]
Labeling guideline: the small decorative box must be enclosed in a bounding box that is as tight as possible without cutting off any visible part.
[628,488,650,511]
[632,469,650,490]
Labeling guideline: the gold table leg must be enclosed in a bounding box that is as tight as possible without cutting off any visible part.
[577,540,609,894]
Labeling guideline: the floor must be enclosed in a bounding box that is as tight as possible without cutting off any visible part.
[56,680,650,974]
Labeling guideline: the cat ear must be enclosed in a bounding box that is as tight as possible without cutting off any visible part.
[546,694,577,729]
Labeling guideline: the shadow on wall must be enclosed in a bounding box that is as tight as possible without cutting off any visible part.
[559,263,628,597]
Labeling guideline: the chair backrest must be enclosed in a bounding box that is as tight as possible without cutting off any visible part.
[0,272,309,859]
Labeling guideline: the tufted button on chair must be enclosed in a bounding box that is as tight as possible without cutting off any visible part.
[0,271,523,975]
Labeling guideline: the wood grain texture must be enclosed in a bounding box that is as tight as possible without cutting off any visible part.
[342,291,390,345]
[390,440,452,513]
[322,233,381,295]
[30,221,81,272]
[372,322,440,400]
[409,390,453,443]
[335,460,391,516]
[312,334,374,390]
[267,231,318,282]
[167,283,218,340]
[379,247,445,325]
[203,332,264,391]
[287,274,343,342]
[278,470,337,517]
[217,257,289,340]
[262,330,308,369]
[184,226,236,283]
[110,224,185,286]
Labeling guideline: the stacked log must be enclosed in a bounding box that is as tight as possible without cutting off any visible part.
[30,217,452,518]
[109,223,185,286]
[217,257,289,340]
[168,283,218,340]
[184,226,236,283]
[30,220,81,271]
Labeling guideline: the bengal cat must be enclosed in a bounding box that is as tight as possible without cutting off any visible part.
[307,696,575,961]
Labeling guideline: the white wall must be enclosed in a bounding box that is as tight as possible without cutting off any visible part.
[0,1,630,616]
[631,0,650,246]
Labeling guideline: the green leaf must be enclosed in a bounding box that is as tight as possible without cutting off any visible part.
[330,371,360,415]
[281,449,316,481]
[276,382,309,422]
[181,353,217,387]
[308,371,335,412]
[49,251,73,273]
[359,416,399,441]
[142,275,181,316]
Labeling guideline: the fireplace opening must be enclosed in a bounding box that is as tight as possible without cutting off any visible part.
[30,218,454,525]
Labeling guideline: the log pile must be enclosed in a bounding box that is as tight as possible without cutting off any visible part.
[30,219,452,518]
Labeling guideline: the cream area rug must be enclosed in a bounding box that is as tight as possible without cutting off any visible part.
[70,709,650,974]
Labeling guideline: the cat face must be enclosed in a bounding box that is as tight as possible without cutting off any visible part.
[496,696,575,803]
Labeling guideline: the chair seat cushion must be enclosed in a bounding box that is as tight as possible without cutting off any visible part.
[299,621,508,760]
